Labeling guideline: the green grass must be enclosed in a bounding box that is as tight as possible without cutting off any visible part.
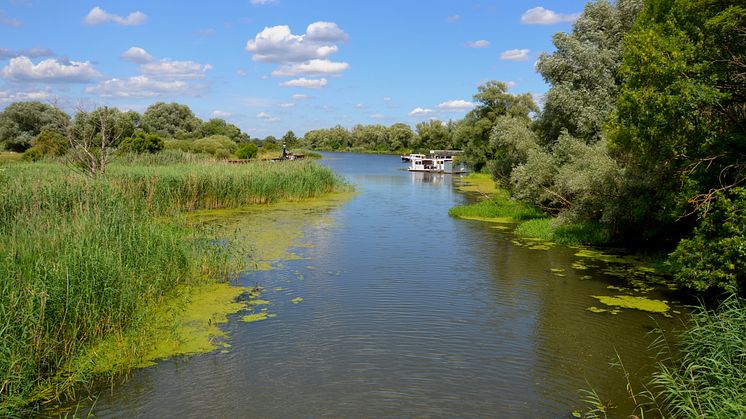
[449,189,545,221]
[514,218,611,245]
[650,296,746,418]
[0,158,346,414]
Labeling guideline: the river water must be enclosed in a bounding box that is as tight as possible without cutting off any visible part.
[87,152,683,418]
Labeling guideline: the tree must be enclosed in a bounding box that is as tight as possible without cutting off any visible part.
[415,120,451,151]
[201,118,241,141]
[455,81,537,171]
[236,143,259,159]
[609,0,746,240]
[141,102,202,139]
[534,0,643,145]
[66,107,129,177]
[119,131,164,154]
[281,130,298,148]
[23,129,69,160]
[0,101,69,152]
[387,123,415,151]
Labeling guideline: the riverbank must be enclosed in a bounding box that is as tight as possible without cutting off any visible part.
[0,157,347,415]
[450,173,745,417]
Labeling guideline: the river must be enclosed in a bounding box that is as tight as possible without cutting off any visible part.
[85,152,683,418]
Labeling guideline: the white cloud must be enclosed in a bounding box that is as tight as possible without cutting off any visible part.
[236,69,247,77]
[257,111,280,122]
[0,11,22,27]
[246,24,344,63]
[500,49,530,61]
[520,7,579,25]
[437,99,476,111]
[383,97,391,101]
[271,59,349,77]
[0,89,50,103]
[355,103,365,109]
[369,113,386,119]
[212,110,232,118]
[280,77,327,89]
[305,21,348,42]
[447,15,460,23]
[465,40,489,48]
[0,47,54,59]
[506,81,517,89]
[85,76,190,98]
[84,6,148,26]
[291,93,311,100]
[2,56,100,83]
[140,59,212,79]
[121,47,153,64]
[279,103,295,108]
[409,107,435,117]
[250,0,278,4]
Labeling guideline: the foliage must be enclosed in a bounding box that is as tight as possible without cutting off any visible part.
[456,81,537,171]
[0,159,345,414]
[21,147,42,162]
[0,101,69,152]
[22,130,68,161]
[201,118,241,141]
[119,131,165,154]
[235,143,258,160]
[449,188,545,221]
[534,0,642,145]
[609,0,746,241]
[670,187,746,294]
[66,107,131,177]
[141,102,203,139]
[651,296,746,418]
[164,135,237,157]
[281,130,298,148]
[414,120,453,151]
[487,115,541,183]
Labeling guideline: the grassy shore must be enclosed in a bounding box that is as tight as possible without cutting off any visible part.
[449,174,610,246]
[0,155,345,414]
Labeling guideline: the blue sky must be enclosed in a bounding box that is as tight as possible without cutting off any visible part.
[0,0,587,138]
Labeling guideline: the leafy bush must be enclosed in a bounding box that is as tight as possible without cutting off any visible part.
[120,132,165,154]
[32,130,68,157]
[21,147,42,162]
[236,143,258,160]
[191,135,237,155]
[670,187,746,294]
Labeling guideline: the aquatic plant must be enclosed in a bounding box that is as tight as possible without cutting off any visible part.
[0,159,345,414]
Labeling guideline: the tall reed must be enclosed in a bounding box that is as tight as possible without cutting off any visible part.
[0,159,345,414]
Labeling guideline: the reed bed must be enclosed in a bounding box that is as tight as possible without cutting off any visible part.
[0,159,344,414]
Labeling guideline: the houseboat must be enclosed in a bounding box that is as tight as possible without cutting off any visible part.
[407,150,468,174]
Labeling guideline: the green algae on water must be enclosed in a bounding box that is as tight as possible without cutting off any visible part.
[242,312,269,323]
[592,295,670,314]
[291,297,304,304]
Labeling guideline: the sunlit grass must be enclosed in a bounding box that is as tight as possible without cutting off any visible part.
[0,158,346,414]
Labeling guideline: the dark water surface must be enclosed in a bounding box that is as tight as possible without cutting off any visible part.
[88,153,682,418]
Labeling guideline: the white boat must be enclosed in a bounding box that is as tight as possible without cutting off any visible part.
[407,150,468,174]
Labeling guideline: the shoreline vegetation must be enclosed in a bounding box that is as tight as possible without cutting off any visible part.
[0,152,347,415]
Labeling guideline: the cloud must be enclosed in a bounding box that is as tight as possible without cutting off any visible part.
[383,97,391,101]
[84,6,148,26]
[0,10,21,27]
[506,81,517,89]
[447,15,460,23]
[280,77,327,89]
[85,76,190,98]
[140,60,212,79]
[408,107,435,117]
[520,7,579,25]
[271,59,349,77]
[437,99,476,111]
[291,93,311,100]
[369,113,386,119]
[212,110,232,118]
[246,22,347,64]
[257,111,280,122]
[279,103,294,108]
[2,56,100,83]
[305,21,348,42]
[465,40,489,48]
[250,0,278,4]
[0,47,54,59]
[236,69,247,77]
[500,49,530,61]
[0,89,50,104]
[355,103,365,109]
[121,47,153,64]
